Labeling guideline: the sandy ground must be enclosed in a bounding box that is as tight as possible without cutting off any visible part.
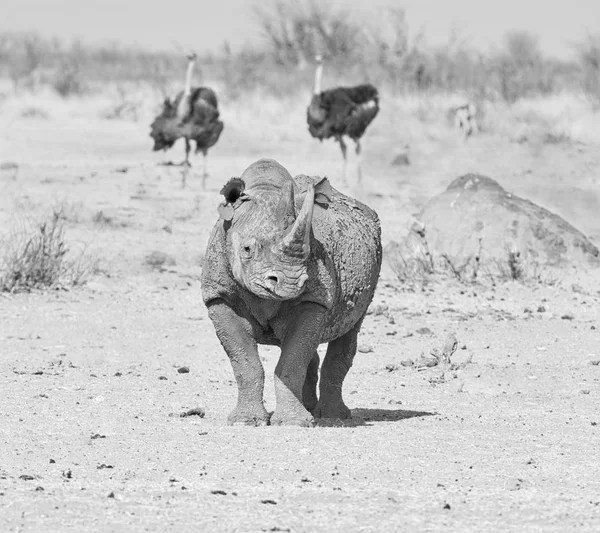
[1,104,600,532]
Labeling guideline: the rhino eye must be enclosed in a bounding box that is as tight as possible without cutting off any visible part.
[241,241,255,259]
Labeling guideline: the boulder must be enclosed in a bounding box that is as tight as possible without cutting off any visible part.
[386,174,599,285]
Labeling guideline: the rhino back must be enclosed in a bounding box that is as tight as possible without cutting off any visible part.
[295,176,382,340]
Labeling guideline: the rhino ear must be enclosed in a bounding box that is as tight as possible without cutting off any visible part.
[314,177,333,208]
[218,203,234,221]
[220,178,246,204]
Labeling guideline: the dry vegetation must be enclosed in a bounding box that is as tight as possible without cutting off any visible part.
[0,208,96,293]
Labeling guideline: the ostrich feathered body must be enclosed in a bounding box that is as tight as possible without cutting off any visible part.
[150,87,224,154]
[307,84,379,142]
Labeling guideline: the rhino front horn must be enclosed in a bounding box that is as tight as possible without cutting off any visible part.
[279,184,314,258]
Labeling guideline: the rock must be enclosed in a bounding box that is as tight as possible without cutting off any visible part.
[385,174,599,285]
[180,407,205,418]
[177,366,190,374]
[391,153,410,166]
[358,344,374,354]
[145,251,176,269]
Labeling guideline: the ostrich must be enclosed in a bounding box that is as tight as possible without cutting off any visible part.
[306,54,379,183]
[452,102,478,140]
[150,52,224,188]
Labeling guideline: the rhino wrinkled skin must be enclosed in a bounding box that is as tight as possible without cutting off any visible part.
[201,159,382,426]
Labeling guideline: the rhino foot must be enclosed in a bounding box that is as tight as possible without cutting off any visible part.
[313,401,351,420]
[270,406,315,427]
[227,406,270,427]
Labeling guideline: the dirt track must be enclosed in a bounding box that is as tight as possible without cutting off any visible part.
[1,109,600,532]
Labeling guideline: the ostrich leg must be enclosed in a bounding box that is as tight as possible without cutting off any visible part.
[338,136,348,185]
[355,139,363,183]
[201,150,208,190]
[181,138,192,188]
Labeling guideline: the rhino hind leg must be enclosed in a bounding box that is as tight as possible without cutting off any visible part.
[206,300,270,426]
[302,352,320,413]
[314,321,362,420]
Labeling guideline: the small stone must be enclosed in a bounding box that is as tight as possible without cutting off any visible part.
[158,376,168,380]
[537,305,546,313]
[400,359,414,367]
[561,314,574,321]
[180,407,205,418]
[358,344,374,354]
[571,283,584,294]
[391,153,410,166]
[416,327,432,335]
[580,389,591,395]
[145,251,176,269]
[177,366,190,374]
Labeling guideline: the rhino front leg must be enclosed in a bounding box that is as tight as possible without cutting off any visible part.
[206,300,270,426]
[271,303,326,427]
[302,352,320,413]
[314,320,362,420]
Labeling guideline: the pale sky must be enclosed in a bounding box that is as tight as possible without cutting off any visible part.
[2,0,599,58]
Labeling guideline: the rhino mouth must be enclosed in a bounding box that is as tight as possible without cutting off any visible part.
[253,281,304,301]
[250,271,308,301]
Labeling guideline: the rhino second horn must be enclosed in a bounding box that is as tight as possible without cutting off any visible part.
[279,184,314,257]
[275,180,296,225]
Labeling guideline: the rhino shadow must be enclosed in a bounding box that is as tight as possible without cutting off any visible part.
[314,408,435,427]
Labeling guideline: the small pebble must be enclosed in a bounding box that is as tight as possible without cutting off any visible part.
[177,366,190,374]
[180,407,205,418]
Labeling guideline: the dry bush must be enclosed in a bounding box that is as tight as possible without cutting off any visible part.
[0,20,595,105]
[52,62,85,97]
[576,33,600,108]
[254,0,363,67]
[0,208,96,293]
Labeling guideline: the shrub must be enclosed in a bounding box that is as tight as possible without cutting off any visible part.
[52,61,85,97]
[0,208,96,292]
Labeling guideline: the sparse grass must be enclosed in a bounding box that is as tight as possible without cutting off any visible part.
[20,106,49,119]
[0,208,97,293]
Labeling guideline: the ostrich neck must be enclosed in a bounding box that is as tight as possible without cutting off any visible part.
[313,64,323,95]
[184,60,195,96]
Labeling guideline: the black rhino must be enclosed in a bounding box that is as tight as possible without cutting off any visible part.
[201,159,382,426]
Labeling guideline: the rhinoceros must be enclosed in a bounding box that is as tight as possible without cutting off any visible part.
[201,159,382,426]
